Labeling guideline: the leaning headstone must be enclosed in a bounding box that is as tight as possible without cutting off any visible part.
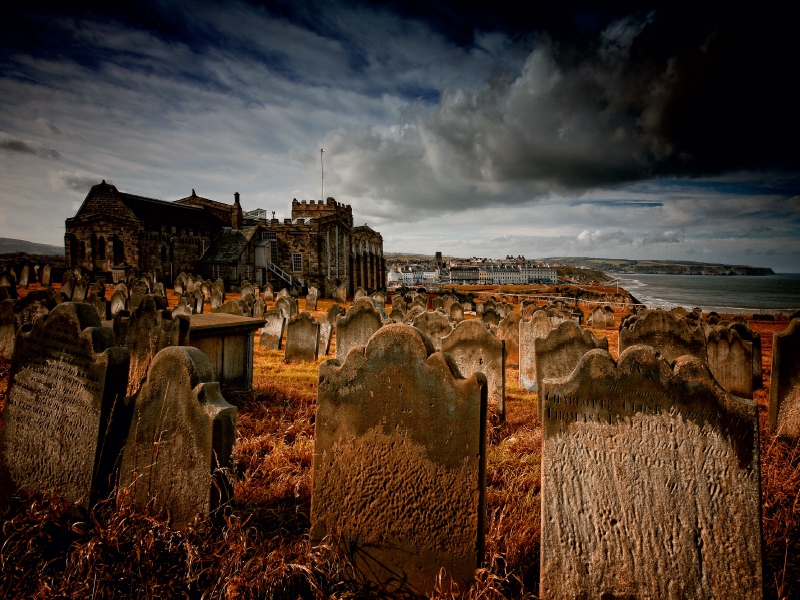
[305,287,318,311]
[411,310,454,352]
[441,319,506,419]
[215,299,245,316]
[334,284,347,304]
[335,297,384,362]
[113,296,190,397]
[391,295,407,315]
[0,299,17,358]
[540,345,762,599]
[253,298,265,319]
[172,296,193,318]
[119,346,236,529]
[534,320,608,418]
[619,308,707,364]
[519,310,553,391]
[262,282,274,302]
[770,319,800,441]
[109,289,127,316]
[730,323,763,390]
[496,311,521,366]
[0,303,130,508]
[260,307,286,349]
[706,325,753,398]
[285,312,320,361]
[41,264,51,287]
[312,325,487,596]
[603,305,615,328]
[317,317,332,356]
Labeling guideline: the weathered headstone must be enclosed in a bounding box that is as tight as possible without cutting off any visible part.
[211,278,225,303]
[730,322,763,390]
[389,308,405,323]
[540,346,762,599]
[519,310,553,391]
[317,317,332,356]
[534,320,608,418]
[411,310,454,352]
[41,264,51,287]
[706,325,753,398]
[402,305,425,324]
[275,296,293,320]
[215,299,245,316]
[173,272,186,295]
[371,291,385,306]
[72,277,88,303]
[262,282,274,302]
[240,281,255,299]
[0,303,130,508]
[240,293,255,316]
[354,287,366,300]
[259,307,286,349]
[200,280,211,301]
[172,296,193,318]
[193,291,205,315]
[85,291,107,321]
[449,301,464,323]
[327,303,344,327]
[119,346,236,529]
[277,287,290,300]
[769,318,800,441]
[113,296,190,397]
[60,271,75,300]
[496,311,521,366]
[129,284,148,311]
[211,286,224,310]
[312,325,487,596]
[18,264,30,289]
[441,319,506,419]
[334,284,347,304]
[589,306,607,328]
[0,299,17,359]
[305,287,318,311]
[253,298,265,319]
[482,306,500,327]
[109,289,127,316]
[619,309,707,363]
[285,311,320,361]
[432,297,444,311]
[335,297,384,362]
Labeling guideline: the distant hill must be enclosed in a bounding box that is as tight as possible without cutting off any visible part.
[0,237,63,256]
[546,257,775,276]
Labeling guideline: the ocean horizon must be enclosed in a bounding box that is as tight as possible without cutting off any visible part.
[612,273,800,313]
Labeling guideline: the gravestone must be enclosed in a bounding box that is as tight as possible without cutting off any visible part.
[109,289,127,316]
[432,297,444,311]
[354,287,366,300]
[603,305,615,328]
[706,325,753,398]
[730,323,763,390]
[129,284,148,311]
[334,284,347,304]
[496,311,521,366]
[327,303,345,327]
[371,291,385,306]
[119,346,236,529]
[275,296,294,320]
[540,346,762,599]
[769,319,800,441]
[0,303,130,508]
[113,296,190,397]
[13,287,61,331]
[259,307,286,349]
[211,279,225,303]
[411,310,454,352]
[277,288,289,300]
[335,297,384,362]
[211,286,224,310]
[312,325,487,596]
[391,295,407,315]
[475,302,484,316]
[172,296,193,318]
[193,292,205,315]
[253,298,265,319]
[19,264,30,289]
[589,307,607,328]
[619,309,707,363]
[534,320,608,418]
[240,281,255,299]
[173,272,186,295]
[449,301,464,323]
[85,291,107,321]
[215,299,245,316]
[41,264,51,287]
[72,277,89,303]
[482,307,500,327]
[0,299,16,358]
[262,282,274,302]
[185,274,196,293]
[60,271,74,300]
[305,287,318,311]
[519,310,553,391]
[317,317,332,356]
[441,319,506,419]
[285,311,320,361]
[389,308,405,323]
[402,305,425,324]
[240,293,255,317]
[200,280,212,301]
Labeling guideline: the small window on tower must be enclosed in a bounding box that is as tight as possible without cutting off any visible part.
[292,253,302,272]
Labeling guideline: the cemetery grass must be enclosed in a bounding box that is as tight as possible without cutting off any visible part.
[0,301,799,598]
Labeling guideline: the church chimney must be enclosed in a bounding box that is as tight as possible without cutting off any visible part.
[232,192,242,229]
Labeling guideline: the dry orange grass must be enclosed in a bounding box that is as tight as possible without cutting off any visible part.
[0,302,799,598]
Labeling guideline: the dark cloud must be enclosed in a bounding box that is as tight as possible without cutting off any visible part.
[60,172,105,192]
[0,133,61,159]
[740,226,773,238]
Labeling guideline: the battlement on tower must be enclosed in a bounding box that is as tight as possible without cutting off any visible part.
[291,197,352,221]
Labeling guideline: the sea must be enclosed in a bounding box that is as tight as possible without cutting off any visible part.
[612,273,800,314]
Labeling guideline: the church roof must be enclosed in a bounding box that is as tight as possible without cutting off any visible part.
[200,227,258,263]
[120,193,226,230]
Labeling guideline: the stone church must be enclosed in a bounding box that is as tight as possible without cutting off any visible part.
[64,181,385,296]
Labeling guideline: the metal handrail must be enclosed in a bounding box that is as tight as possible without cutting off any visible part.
[267,261,292,286]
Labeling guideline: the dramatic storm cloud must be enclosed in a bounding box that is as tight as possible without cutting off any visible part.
[0,1,798,269]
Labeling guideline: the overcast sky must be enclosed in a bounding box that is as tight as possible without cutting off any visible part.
[1,1,798,270]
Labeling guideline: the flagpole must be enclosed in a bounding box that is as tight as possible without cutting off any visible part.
[320,148,324,200]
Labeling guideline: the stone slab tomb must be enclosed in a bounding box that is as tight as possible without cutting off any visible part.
[534,320,608,418]
[411,310,454,352]
[519,310,553,391]
[119,346,236,529]
[285,311,320,361]
[113,296,190,397]
[540,345,762,599]
[496,311,521,366]
[770,318,800,441]
[0,303,130,508]
[706,325,753,398]
[259,307,286,349]
[312,325,487,596]
[619,308,707,363]
[441,319,506,420]
[335,297,384,362]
